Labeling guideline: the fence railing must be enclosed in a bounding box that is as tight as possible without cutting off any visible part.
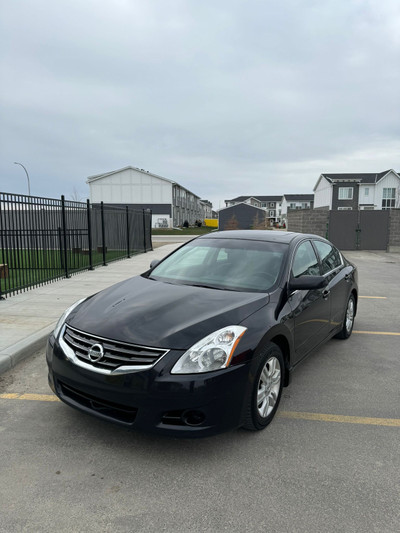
[0,192,152,298]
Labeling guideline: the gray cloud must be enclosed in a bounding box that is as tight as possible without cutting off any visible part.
[1,0,399,208]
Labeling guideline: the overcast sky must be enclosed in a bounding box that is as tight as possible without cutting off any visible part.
[1,0,399,209]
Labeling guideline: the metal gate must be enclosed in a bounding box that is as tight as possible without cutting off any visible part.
[328,210,389,250]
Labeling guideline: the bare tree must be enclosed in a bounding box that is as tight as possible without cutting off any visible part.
[224,215,239,231]
[70,187,85,202]
[252,213,266,230]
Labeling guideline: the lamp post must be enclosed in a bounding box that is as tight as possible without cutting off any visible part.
[14,162,31,196]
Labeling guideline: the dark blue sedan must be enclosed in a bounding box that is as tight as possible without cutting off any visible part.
[47,231,358,437]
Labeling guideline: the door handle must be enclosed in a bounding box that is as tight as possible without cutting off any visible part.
[345,274,351,281]
[323,289,330,300]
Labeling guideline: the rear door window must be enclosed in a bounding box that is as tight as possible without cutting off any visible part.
[313,241,342,275]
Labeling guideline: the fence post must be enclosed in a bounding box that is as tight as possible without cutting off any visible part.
[0,198,3,299]
[58,227,64,270]
[126,206,130,258]
[142,209,147,252]
[101,201,107,266]
[61,195,70,278]
[86,199,94,270]
[355,209,361,250]
[149,209,153,251]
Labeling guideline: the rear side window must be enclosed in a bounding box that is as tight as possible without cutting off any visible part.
[292,241,320,278]
[313,241,342,274]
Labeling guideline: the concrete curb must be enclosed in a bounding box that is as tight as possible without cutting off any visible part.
[0,324,55,375]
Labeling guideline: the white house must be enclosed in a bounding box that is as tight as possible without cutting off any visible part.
[87,166,212,228]
[281,194,314,218]
[313,170,400,210]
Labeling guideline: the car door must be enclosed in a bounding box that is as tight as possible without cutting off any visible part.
[289,240,331,363]
[312,240,350,335]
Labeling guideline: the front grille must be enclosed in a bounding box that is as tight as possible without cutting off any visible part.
[63,325,169,371]
[58,381,137,424]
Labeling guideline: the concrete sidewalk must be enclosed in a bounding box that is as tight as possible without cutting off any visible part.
[0,243,181,374]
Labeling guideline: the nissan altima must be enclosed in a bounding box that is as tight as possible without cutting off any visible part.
[47,231,358,437]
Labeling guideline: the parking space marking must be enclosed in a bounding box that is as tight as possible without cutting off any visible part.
[279,411,400,427]
[359,296,387,299]
[353,330,400,336]
[0,393,59,402]
[1,393,399,428]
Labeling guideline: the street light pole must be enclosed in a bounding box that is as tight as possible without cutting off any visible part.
[14,162,31,196]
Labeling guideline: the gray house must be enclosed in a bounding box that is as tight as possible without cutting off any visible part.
[218,203,266,230]
[224,195,283,224]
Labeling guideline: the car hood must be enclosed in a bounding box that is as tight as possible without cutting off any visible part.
[67,275,269,349]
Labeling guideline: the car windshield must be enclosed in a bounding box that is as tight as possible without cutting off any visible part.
[148,238,288,292]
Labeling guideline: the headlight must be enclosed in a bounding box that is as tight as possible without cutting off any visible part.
[53,298,86,339]
[171,326,247,374]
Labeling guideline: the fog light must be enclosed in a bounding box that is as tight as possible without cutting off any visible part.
[181,410,206,427]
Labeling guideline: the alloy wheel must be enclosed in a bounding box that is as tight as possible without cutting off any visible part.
[346,297,355,333]
[257,356,281,418]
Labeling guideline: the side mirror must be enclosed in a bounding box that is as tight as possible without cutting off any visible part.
[150,259,160,269]
[289,275,328,291]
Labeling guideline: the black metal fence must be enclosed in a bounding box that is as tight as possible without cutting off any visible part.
[0,192,152,298]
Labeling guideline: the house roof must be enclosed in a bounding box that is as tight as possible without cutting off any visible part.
[225,195,283,203]
[322,171,387,184]
[283,194,314,201]
[254,195,283,202]
[313,169,400,191]
[320,170,399,184]
[218,202,268,213]
[87,166,174,185]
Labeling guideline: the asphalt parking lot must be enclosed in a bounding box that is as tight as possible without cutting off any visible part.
[0,250,399,533]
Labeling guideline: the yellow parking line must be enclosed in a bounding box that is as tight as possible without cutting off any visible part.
[0,393,59,402]
[279,411,400,427]
[353,330,400,336]
[359,296,387,299]
[0,393,399,428]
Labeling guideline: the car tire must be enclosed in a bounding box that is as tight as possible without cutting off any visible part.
[335,294,355,339]
[243,342,284,431]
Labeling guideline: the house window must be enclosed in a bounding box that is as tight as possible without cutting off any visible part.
[261,203,266,208]
[290,203,296,209]
[269,210,274,217]
[338,187,353,200]
[364,188,369,196]
[269,202,275,207]
[338,207,352,210]
[382,188,396,209]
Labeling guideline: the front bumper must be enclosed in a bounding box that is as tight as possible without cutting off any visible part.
[47,334,252,438]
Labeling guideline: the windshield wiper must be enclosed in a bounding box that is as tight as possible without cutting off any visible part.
[188,283,235,291]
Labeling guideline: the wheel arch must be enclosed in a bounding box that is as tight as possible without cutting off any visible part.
[351,288,358,315]
[268,334,291,387]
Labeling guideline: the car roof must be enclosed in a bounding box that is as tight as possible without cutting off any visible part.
[198,230,325,245]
